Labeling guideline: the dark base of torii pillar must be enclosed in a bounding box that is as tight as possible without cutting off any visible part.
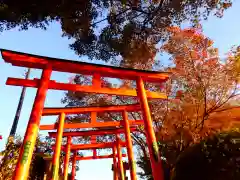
[112,161,129,180]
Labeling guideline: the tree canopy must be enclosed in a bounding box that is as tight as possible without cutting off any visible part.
[0,0,233,65]
[61,26,239,179]
[172,131,240,180]
[136,26,239,179]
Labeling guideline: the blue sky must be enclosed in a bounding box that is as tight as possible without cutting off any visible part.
[0,1,240,179]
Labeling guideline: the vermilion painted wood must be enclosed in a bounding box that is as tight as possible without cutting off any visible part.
[1,49,168,180]
[137,77,164,180]
[75,154,127,161]
[116,135,125,180]
[91,134,97,158]
[63,137,71,180]
[13,67,52,180]
[40,120,144,130]
[51,113,65,180]
[92,73,101,87]
[44,154,127,161]
[48,127,139,137]
[91,111,97,123]
[123,111,137,180]
[6,78,167,99]
[42,104,141,116]
[1,49,169,83]
[52,141,126,151]
[71,151,77,180]
[112,146,118,180]
[90,111,98,157]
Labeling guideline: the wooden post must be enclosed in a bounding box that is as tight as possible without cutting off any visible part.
[51,112,65,180]
[136,77,164,180]
[91,111,97,158]
[13,66,52,180]
[116,135,125,180]
[71,151,77,180]
[64,137,72,180]
[113,146,118,180]
[92,136,97,158]
[123,111,137,180]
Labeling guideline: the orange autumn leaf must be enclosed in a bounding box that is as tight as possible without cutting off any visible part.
[166,26,181,33]
[157,27,239,146]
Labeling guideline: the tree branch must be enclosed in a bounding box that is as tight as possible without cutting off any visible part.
[91,8,131,27]
[213,105,240,113]
[142,0,165,28]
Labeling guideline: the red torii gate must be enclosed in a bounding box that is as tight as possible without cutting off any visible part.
[50,141,128,180]
[44,140,128,180]
[40,104,142,180]
[48,126,140,180]
[1,49,169,180]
